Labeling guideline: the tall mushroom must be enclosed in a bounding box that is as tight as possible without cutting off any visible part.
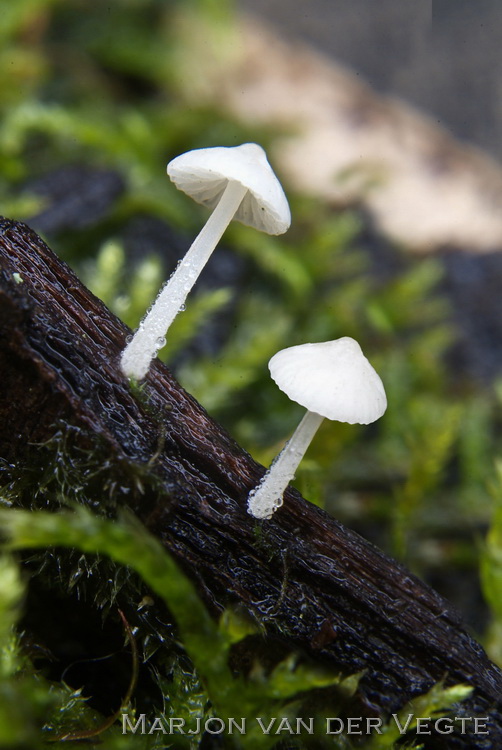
[247,337,387,520]
[120,143,291,380]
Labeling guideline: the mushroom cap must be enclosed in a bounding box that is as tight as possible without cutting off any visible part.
[269,337,387,425]
[167,143,291,235]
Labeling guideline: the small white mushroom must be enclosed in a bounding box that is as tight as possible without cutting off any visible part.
[247,337,387,520]
[120,143,291,380]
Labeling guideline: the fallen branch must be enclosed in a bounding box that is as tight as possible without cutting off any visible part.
[1,217,501,748]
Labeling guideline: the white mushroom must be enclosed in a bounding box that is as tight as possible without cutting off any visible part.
[120,143,291,380]
[247,337,387,520]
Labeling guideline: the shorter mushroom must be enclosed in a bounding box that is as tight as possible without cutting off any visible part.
[120,142,291,380]
[247,337,387,520]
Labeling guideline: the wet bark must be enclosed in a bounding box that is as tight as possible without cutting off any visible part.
[0,217,501,749]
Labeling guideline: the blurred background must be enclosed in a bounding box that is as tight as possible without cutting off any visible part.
[2,0,502,666]
[240,0,502,163]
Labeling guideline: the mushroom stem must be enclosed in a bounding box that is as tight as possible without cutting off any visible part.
[120,180,249,380]
[247,410,324,520]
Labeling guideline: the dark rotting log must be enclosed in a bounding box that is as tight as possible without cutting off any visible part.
[1,216,501,748]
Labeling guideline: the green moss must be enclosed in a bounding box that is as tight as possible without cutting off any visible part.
[0,506,472,748]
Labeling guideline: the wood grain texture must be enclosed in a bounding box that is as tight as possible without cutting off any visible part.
[1,216,501,748]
